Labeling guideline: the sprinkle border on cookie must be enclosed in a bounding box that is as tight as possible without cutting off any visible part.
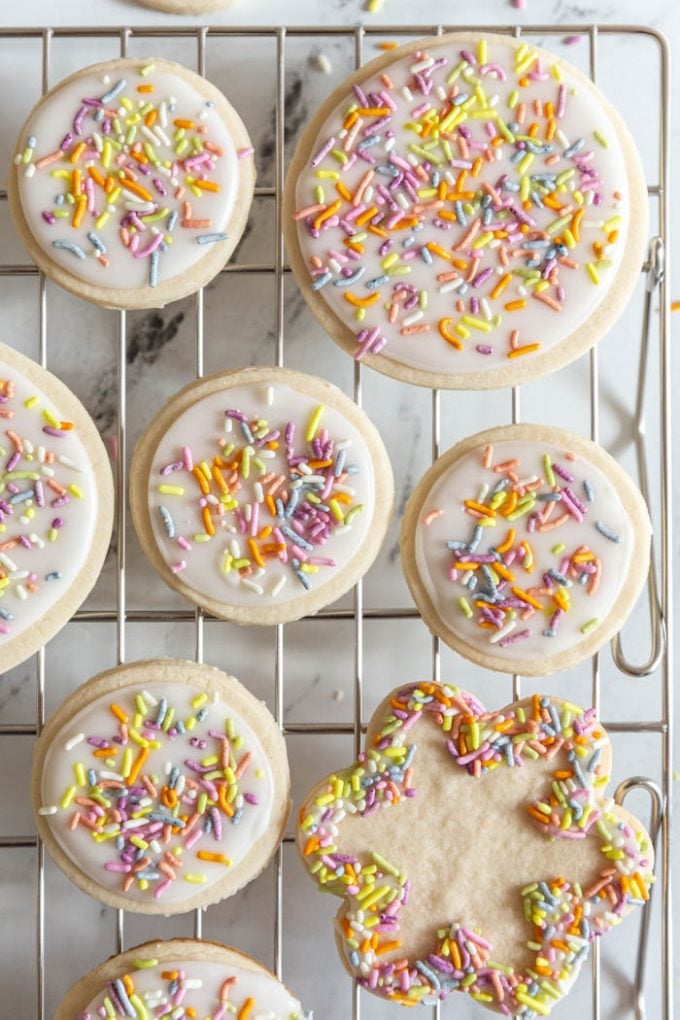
[297,681,654,1015]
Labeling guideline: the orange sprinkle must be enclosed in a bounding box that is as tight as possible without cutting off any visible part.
[202,507,215,537]
[248,538,265,568]
[504,299,527,312]
[507,343,541,358]
[344,291,380,308]
[109,703,129,724]
[194,179,221,193]
[69,141,86,164]
[193,466,210,495]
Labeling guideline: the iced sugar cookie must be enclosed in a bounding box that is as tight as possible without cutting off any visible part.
[54,938,310,1020]
[285,33,647,389]
[0,343,113,673]
[129,366,394,625]
[8,58,255,310]
[298,681,654,1014]
[32,659,289,914]
[401,424,650,676]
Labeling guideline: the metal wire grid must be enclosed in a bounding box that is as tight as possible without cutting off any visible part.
[0,20,672,1020]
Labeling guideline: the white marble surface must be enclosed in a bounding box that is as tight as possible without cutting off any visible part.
[0,1,677,1018]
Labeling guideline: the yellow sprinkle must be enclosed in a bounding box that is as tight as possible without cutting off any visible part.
[305,404,325,442]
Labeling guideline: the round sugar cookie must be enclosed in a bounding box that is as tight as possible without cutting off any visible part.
[0,342,113,673]
[297,681,654,1015]
[32,659,290,914]
[136,0,233,11]
[401,423,650,676]
[8,57,255,310]
[129,366,394,625]
[54,938,310,1020]
[284,32,647,389]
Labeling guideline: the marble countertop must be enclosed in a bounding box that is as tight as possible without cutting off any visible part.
[0,1,677,1018]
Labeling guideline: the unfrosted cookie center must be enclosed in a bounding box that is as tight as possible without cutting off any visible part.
[337,720,603,974]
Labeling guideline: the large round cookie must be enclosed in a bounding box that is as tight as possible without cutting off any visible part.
[8,57,255,310]
[285,32,647,389]
[129,366,394,625]
[32,659,290,914]
[0,342,113,673]
[54,938,309,1019]
[401,423,651,676]
[297,681,654,1014]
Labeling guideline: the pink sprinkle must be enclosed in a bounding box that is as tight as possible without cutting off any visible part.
[423,509,443,526]
[564,35,584,45]
[170,560,186,573]
[237,146,255,159]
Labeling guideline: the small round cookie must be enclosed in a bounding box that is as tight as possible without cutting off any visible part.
[8,58,255,310]
[298,681,654,1014]
[54,938,310,1020]
[129,366,394,625]
[401,424,650,676]
[32,659,290,914]
[0,343,113,673]
[136,0,233,11]
[284,32,647,389]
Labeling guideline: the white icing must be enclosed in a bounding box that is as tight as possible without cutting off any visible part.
[0,359,98,649]
[17,62,241,290]
[146,381,374,608]
[79,957,305,1019]
[414,437,634,660]
[294,36,629,377]
[41,680,274,906]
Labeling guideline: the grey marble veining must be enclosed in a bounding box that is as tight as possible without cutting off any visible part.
[0,3,677,1019]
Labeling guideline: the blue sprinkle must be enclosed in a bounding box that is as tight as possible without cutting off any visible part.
[52,240,86,260]
[564,138,586,159]
[311,271,332,290]
[9,490,33,504]
[156,697,167,726]
[167,209,178,232]
[596,520,619,542]
[197,232,228,245]
[584,479,595,502]
[149,250,159,287]
[0,608,13,620]
[196,707,208,722]
[332,266,365,288]
[113,979,137,1018]
[240,420,255,443]
[365,274,389,289]
[159,505,175,538]
[45,571,63,581]
[101,79,127,103]
[281,525,313,551]
[87,231,107,254]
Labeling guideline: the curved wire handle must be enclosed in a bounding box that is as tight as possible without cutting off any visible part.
[614,776,664,1020]
[611,236,666,676]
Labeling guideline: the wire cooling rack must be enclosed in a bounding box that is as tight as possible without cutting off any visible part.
[0,20,672,1020]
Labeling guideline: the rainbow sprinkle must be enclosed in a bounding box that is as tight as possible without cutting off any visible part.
[298,682,654,1014]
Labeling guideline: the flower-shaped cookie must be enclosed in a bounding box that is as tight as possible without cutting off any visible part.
[297,683,654,1015]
